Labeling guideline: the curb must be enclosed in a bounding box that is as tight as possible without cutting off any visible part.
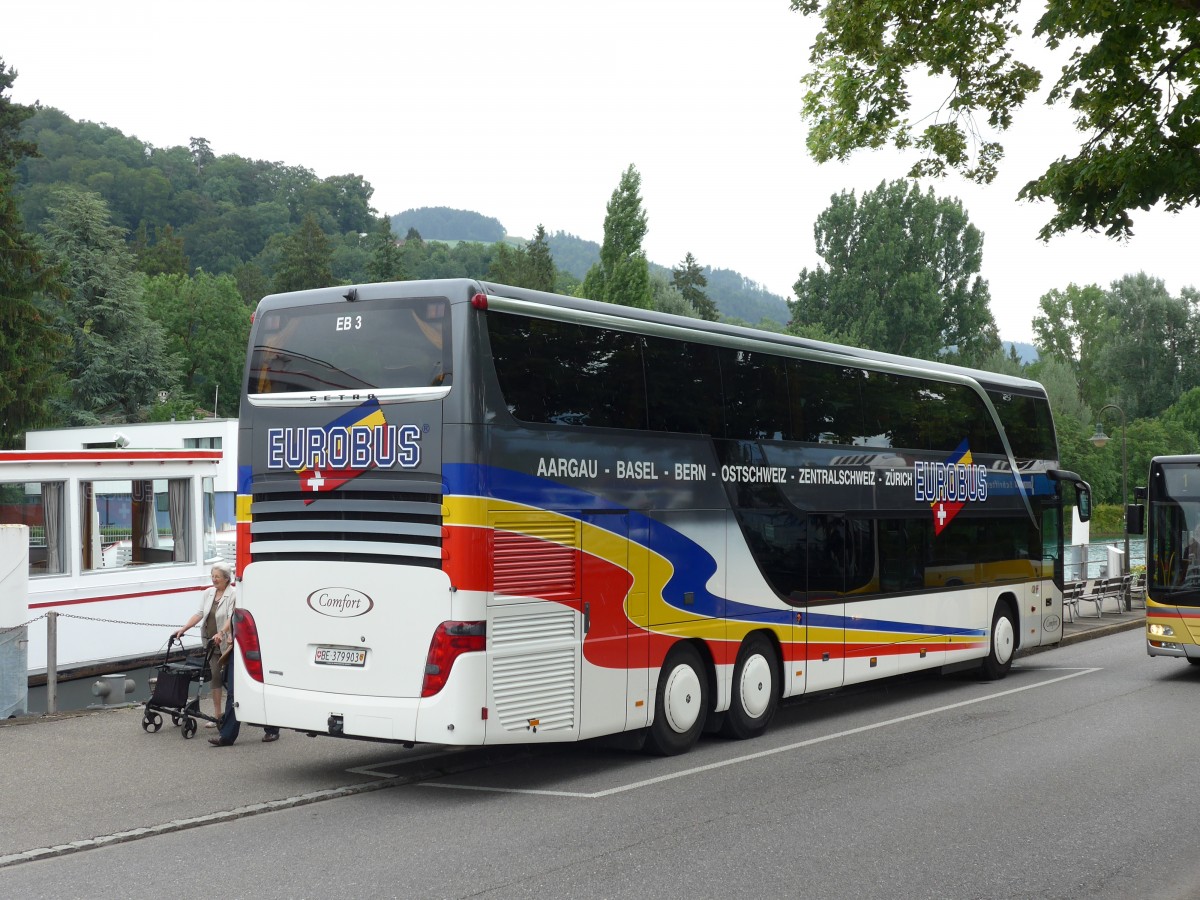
[1021,616,1144,656]
[0,746,531,870]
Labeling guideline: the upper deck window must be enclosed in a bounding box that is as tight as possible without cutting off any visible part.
[248,297,450,395]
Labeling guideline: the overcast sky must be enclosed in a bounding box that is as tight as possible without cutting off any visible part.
[8,0,1197,343]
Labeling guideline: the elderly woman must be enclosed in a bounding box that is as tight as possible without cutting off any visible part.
[173,562,236,725]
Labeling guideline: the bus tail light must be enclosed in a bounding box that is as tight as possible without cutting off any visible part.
[422,621,486,697]
[233,608,264,683]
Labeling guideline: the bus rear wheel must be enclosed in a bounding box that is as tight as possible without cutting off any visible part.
[645,643,709,756]
[980,603,1016,680]
[720,634,779,740]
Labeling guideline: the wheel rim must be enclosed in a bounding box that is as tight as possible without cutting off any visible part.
[993,615,1015,665]
[662,662,702,734]
[739,653,773,719]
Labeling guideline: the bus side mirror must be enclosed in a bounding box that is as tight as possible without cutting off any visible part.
[1127,503,1145,535]
[1076,485,1091,523]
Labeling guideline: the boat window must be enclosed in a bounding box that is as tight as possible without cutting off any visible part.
[0,480,68,578]
[80,478,193,571]
[203,477,218,563]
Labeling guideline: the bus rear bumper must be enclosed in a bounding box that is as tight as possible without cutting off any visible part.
[235,654,487,745]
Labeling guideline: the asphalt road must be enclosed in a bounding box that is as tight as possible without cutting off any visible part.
[5,627,1199,900]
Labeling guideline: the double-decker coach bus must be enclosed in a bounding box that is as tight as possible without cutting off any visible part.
[231,279,1090,755]
[1142,455,1200,663]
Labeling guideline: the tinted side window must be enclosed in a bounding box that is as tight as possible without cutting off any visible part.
[860,373,1003,454]
[488,314,645,428]
[720,349,792,441]
[643,337,724,435]
[790,359,865,444]
[988,391,1056,460]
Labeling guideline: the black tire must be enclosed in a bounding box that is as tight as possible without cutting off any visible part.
[141,715,151,732]
[980,603,1016,680]
[1186,658,1200,667]
[720,634,780,740]
[181,717,197,739]
[644,643,709,756]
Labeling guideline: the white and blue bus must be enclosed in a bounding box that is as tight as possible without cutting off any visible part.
[230,279,1090,754]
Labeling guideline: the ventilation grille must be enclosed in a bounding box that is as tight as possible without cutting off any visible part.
[492,647,577,733]
[249,475,442,568]
[492,517,580,601]
[491,607,578,647]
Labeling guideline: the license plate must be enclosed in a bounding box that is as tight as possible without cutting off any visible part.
[314,647,367,667]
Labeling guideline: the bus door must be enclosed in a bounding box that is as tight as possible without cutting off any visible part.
[804,513,846,693]
[579,510,639,738]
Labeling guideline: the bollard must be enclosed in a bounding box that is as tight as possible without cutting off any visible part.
[46,611,57,715]
[90,673,136,708]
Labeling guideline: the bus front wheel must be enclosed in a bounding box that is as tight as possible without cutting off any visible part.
[645,643,709,756]
[980,603,1016,680]
[720,634,779,740]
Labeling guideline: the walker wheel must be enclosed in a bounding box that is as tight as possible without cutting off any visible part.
[148,713,163,733]
[182,717,197,739]
[141,715,152,732]
[171,713,182,727]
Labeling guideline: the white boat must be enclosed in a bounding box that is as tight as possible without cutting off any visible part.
[0,449,227,679]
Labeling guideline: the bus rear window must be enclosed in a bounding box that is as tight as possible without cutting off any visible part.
[248,297,450,394]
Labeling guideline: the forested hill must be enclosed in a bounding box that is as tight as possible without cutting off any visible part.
[541,229,790,326]
[14,107,789,325]
[389,209,792,326]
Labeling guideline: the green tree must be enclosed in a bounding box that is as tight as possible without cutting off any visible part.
[42,188,175,423]
[524,224,556,292]
[1032,283,1111,411]
[1161,387,1200,447]
[273,213,332,293]
[487,242,524,285]
[189,136,215,172]
[232,261,270,306]
[366,216,405,282]
[672,252,717,320]
[143,272,250,416]
[649,272,698,318]
[788,180,1000,363]
[136,222,189,276]
[1096,273,1200,421]
[792,1,1200,239]
[0,58,67,446]
[581,164,651,309]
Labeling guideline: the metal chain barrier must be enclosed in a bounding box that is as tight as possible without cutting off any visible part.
[0,613,47,634]
[53,613,187,629]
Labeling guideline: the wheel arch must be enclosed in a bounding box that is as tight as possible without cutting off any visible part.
[993,591,1021,653]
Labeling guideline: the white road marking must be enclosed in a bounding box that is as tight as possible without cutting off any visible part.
[421,667,1102,799]
[345,747,464,777]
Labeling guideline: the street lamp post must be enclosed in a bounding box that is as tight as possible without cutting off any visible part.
[1091,404,1130,609]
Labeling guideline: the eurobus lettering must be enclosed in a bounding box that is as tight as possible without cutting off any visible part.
[914,461,988,503]
[231,278,1091,756]
[265,423,421,471]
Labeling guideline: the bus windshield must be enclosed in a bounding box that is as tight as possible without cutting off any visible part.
[248,296,450,395]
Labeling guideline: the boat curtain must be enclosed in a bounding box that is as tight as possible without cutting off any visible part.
[138,481,159,549]
[168,478,190,562]
[40,482,64,574]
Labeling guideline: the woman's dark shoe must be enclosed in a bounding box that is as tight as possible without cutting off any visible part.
[208,737,234,747]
